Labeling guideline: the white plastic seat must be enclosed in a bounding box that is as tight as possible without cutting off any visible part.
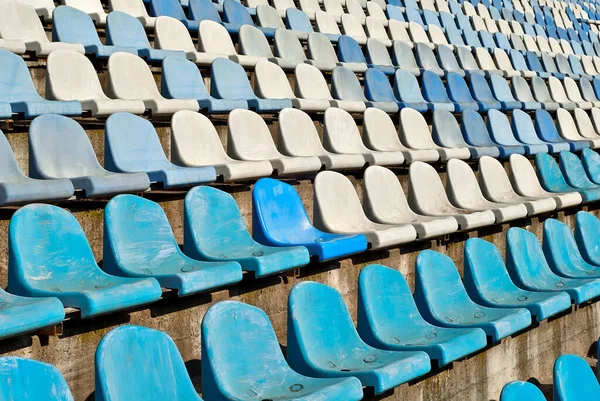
[47,50,145,116]
[279,108,366,170]
[581,56,599,76]
[274,29,312,67]
[511,21,526,37]
[314,170,417,249]
[197,20,261,67]
[346,0,366,24]
[556,108,599,148]
[324,107,404,165]
[107,52,199,116]
[563,77,594,109]
[428,24,452,50]
[308,32,360,71]
[227,109,322,175]
[493,48,534,78]
[14,0,55,20]
[462,2,476,16]
[399,108,470,161]
[62,0,107,25]
[483,17,499,34]
[171,110,272,181]
[363,108,440,163]
[477,3,491,19]
[272,0,295,17]
[109,0,156,28]
[409,22,434,49]
[523,36,541,55]
[408,162,496,230]
[255,60,330,111]
[548,37,564,54]
[341,14,367,44]
[365,17,391,46]
[315,10,342,37]
[548,77,579,109]
[535,36,555,56]
[299,0,322,20]
[239,25,296,70]
[366,2,387,26]
[470,15,487,32]
[475,48,505,77]
[256,4,286,31]
[323,0,345,22]
[0,2,84,57]
[508,154,583,209]
[575,109,600,143]
[498,20,513,36]
[446,159,528,223]
[388,20,413,48]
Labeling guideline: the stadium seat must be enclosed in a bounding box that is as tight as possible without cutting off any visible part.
[366,18,393,46]
[535,109,590,151]
[28,114,150,197]
[315,10,342,41]
[285,8,316,36]
[530,76,561,110]
[421,70,457,111]
[8,204,162,318]
[363,166,459,238]
[563,77,594,109]
[279,108,366,170]
[557,109,599,147]
[393,70,429,112]
[558,150,600,192]
[223,0,275,37]
[202,301,364,401]
[287,281,431,394]
[578,78,600,107]
[0,357,74,400]
[295,63,361,111]
[149,0,199,31]
[574,110,600,143]
[95,326,203,401]
[415,43,444,77]
[536,152,600,203]
[432,110,500,158]
[336,36,373,73]
[239,25,296,69]
[487,110,539,155]
[501,381,547,401]
[506,227,600,304]
[341,14,369,45]
[332,66,398,112]
[581,148,600,185]
[575,211,600,267]
[103,194,243,294]
[228,109,321,174]
[467,73,503,111]
[414,250,532,342]
[408,162,496,230]
[273,29,311,66]
[46,50,146,116]
[554,355,600,401]
[548,77,578,110]
[252,178,368,261]
[444,72,480,112]
[0,2,83,57]
[189,0,235,32]
[308,32,360,71]
[392,41,420,75]
[489,75,523,111]
[510,109,561,153]
[437,45,466,77]
[464,238,571,321]
[104,113,216,188]
[493,48,529,78]
[107,52,199,115]
[511,76,543,110]
[363,67,404,108]
[357,264,486,366]
[256,4,287,33]
[109,0,156,28]
[62,0,107,25]
[183,186,309,277]
[461,109,522,158]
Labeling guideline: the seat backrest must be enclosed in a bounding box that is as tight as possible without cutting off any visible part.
[428,24,449,46]
[506,226,561,283]
[478,157,521,201]
[198,19,238,55]
[0,357,74,401]
[363,107,404,151]
[512,75,537,103]
[554,355,600,401]
[363,165,419,221]
[285,7,314,32]
[106,11,151,49]
[337,35,367,64]
[461,109,496,146]
[189,0,223,22]
[555,53,575,75]
[409,21,430,43]
[254,60,295,99]
[468,72,497,103]
[149,0,188,20]
[52,6,101,47]
[294,63,334,100]
[110,0,152,19]
[323,107,368,153]
[386,5,406,22]
[392,41,420,71]
[346,0,365,20]
[509,49,529,71]
[364,68,398,102]
[256,4,284,29]
[487,109,521,145]
[475,47,498,71]
[227,109,279,158]
[28,114,104,178]
[299,0,321,15]
[421,70,451,103]
[0,1,47,42]
[365,38,392,66]
[416,42,442,72]
[211,57,258,100]
[222,0,254,26]
[530,76,554,103]
[107,52,161,100]
[512,109,541,143]
[574,109,598,139]
[315,10,342,35]
[490,74,519,102]
[239,25,274,58]
[399,108,436,148]
[47,49,107,102]
[457,46,481,71]
[161,56,209,100]
[171,110,229,165]
[446,72,475,104]
[494,32,512,50]
[501,381,546,401]
[279,108,328,156]
[341,14,366,39]
[558,150,595,187]
[437,45,462,73]
[478,30,496,48]
[96,325,202,401]
[274,28,307,61]
[307,32,339,64]
[331,66,368,102]
[432,109,467,147]
[366,17,390,41]
[155,16,197,53]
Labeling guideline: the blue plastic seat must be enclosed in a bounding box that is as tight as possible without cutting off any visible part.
[406,7,425,25]
[386,5,406,22]
[287,281,431,395]
[337,36,372,70]
[364,68,403,108]
[535,152,600,203]
[543,218,600,279]
[555,54,578,79]
[489,75,522,111]
[106,11,185,62]
[183,186,309,277]
[581,148,600,185]
[189,0,238,33]
[332,66,397,113]
[575,211,600,266]
[29,114,150,197]
[414,250,532,342]
[535,109,589,152]
[494,32,512,51]
[506,227,600,304]
[149,0,199,31]
[0,49,79,118]
[525,51,552,78]
[468,73,502,111]
[202,301,364,401]
[511,109,563,153]
[393,70,429,112]
[501,381,547,401]
[464,238,571,321]
[423,10,442,27]
[445,72,479,112]
[421,70,455,112]
[461,109,521,158]
[211,58,291,112]
[104,112,216,188]
[432,110,499,158]
[285,8,314,34]
[252,178,368,262]
[569,54,589,78]
[357,264,488,366]
[53,7,137,59]
[8,204,162,318]
[223,0,274,37]
[487,110,534,155]
[0,357,74,400]
[446,25,468,48]
[554,354,600,401]
[161,56,247,112]
[558,150,600,192]
[95,325,204,401]
[103,194,243,295]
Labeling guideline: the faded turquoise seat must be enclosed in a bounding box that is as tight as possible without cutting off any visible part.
[183,186,309,277]
[575,211,600,266]
[581,148,600,185]
[0,357,74,401]
[202,301,364,401]
[103,194,243,296]
[554,355,600,401]
[535,152,600,203]
[501,381,546,401]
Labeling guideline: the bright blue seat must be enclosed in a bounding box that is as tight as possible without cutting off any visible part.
[211,58,291,112]
[559,150,600,192]
[252,178,368,262]
[337,36,373,69]
[202,301,364,401]
[432,110,499,158]
[149,0,200,31]
[95,325,204,401]
[8,204,162,318]
[467,73,502,111]
[53,7,137,59]
[464,238,571,321]
[0,49,79,118]
[535,109,589,152]
[461,109,521,158]
[511,109,560,153]
[161,56,247,112]
[535,152,600,203]
[506,227,600,304]
[393,70,429,112]
[423,10,442,27]
[223,0,274,37]
[487,110,536,155]
[106,11,185,62]
[554,355,600,401]
[29,114,150,197]
[421,70,455,112]
[414,250,532,343]
[581,148,600,184]
[189,0,238,34]
[525,51,552,79]
[557,26,569,41]
[0,357,74,400]
[285,8,314,33]
[357,264,487,367]
[494,32,512,51]
[105,113,216,188]
[575,211,600,266]
[543,218,600,279]
[184,186,309,277]
[445,72,479,112]
[331,66,397,113]
[501,381,547,401]
[287,281,431,395]
[103,194,243,295]
[489,75,522,111]
[364,68,403,108]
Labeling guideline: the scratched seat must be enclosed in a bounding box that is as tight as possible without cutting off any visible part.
[580,148,600,186]
[554,355,600,401]
[501,382,547,401]
[558,150,600,200]
[0,357,74,401]
[8,205,163,318]
[574,211,600,266]
[287,281,431,394]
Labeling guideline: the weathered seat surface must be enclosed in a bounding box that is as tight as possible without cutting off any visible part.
[0,357,74,400]
[554,355,600,401]
[62,0,107,24]
[574,211,600,266]
[501,381,547,401]
[109,0,156,28]
[149,0,199,31]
